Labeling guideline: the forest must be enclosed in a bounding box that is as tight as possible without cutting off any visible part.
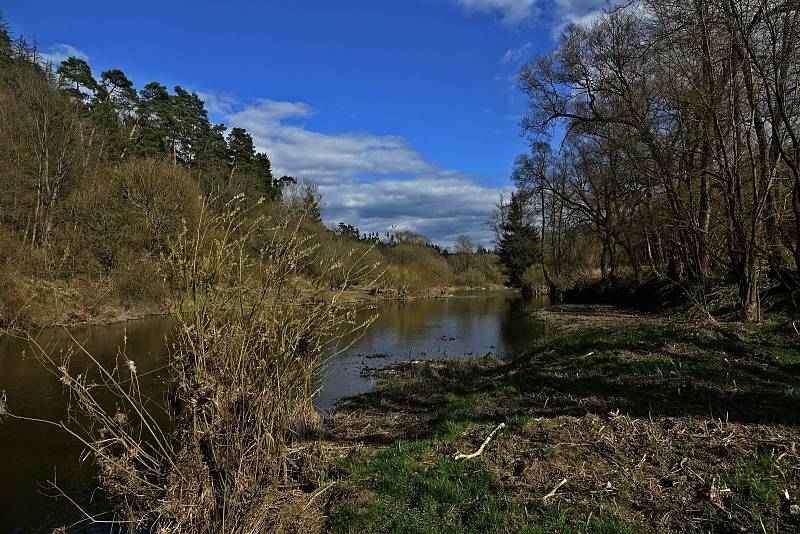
[503,0,799,321]
[0,15,503,328]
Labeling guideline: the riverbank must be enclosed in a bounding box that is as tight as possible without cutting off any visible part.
[333,284,510,304]
[0,280,511,330]
[320,304,800,533]
[0,273,170,330]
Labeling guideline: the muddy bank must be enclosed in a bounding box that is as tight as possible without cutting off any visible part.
[321,305,800,533]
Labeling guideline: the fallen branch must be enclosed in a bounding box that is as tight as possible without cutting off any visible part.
[543,477,568,500]
[453,423,506,460]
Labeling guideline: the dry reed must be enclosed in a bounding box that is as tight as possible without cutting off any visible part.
[11,195,380,532]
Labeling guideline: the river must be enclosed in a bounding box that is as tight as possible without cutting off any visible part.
[0,291,547,532]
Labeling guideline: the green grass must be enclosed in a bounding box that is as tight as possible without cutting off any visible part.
[432,392,483,439]
[518,503,640,534]
[329,389,527,533]
[328,319,800,533]
[722,454,785,515]
[543,325,683,355]
[329,443,521,534]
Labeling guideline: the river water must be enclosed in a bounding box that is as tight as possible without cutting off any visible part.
[0,291,547,532]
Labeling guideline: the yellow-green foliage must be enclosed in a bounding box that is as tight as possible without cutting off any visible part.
[449,252,504,287]
[521,263,547,290]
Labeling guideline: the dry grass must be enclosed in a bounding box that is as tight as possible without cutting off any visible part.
[7,196,380,532]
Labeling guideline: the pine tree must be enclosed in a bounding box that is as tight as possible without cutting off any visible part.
[0,12,12,59]
[57,56,98,101]
[226,127,255,186]
[497,192,542,287]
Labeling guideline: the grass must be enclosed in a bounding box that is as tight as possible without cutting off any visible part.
[328,390,524,533]
[517,503,639,534]
[723,454,786,514]
[327,306,800,533]
[329,449,520,534]
[8,198,382,533]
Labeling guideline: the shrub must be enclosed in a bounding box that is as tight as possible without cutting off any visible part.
[111,254,166,307]
[21,197,379,531]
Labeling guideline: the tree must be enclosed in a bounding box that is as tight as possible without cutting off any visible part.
[253,152,277,199]
[172,86,211,166]
[0,13,13,59]
[226,127,255,186]
[136,81,176,159]
[300,181,322,223]
[56,56,98,101]
[454,235,474,255]
[497,192,542,287]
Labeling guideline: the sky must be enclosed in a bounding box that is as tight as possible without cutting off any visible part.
[4,0,612,248]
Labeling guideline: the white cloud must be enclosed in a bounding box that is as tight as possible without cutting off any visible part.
[501,42,533,64]
[219,98,435,181]
[212,96,506,247]
[450,0,538,25]
[552,0,618,34]
[197,91,239,116]
[450,0,623,33]
[39,43,88,65]
[320,174,510,247]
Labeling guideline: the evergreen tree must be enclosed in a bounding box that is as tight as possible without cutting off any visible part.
[91,69,138,156]
[195,123,230,189]
[57,56,98,101]
[253,152,276,199]
[173,86,211,165]
[226,127,255,185]
[0,13,12,59]
[497,192,542,287]
[136,81,176,159]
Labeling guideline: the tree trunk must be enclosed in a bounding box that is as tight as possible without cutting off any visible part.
[739,251,760,322]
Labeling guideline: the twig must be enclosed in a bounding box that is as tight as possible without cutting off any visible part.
[453,423,506,460]
[543,477,568,500]
[304,481,336,510]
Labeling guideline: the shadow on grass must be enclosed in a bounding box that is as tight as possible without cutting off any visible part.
[334,322,800,444]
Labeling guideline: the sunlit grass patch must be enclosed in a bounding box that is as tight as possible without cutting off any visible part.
[722,454,786,515]
[518,502,639,534]
[329,447,521,534]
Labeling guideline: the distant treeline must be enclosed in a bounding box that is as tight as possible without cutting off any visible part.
[0,17,502,326]
[506,0,800,320]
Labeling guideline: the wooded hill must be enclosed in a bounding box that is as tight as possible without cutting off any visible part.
[0,17,503,327]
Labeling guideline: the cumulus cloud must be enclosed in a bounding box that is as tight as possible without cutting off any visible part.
[40,43,88,65]
[320,174,509,247]
[552,0,620,33]
[450,0,538,25]
[211,96,506,247]
[221,98,434,182]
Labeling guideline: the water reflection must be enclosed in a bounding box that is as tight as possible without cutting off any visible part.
[0,290,546,532]
[316,291,547,409]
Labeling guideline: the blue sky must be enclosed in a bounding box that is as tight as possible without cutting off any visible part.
[4,0,610,247]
